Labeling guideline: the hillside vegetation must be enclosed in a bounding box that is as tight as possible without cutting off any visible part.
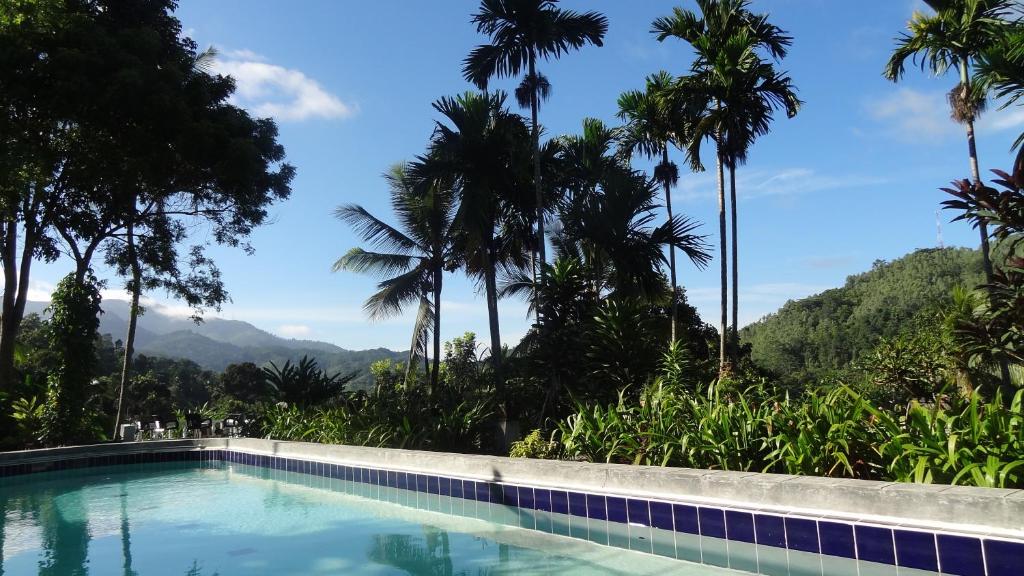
[740,248,984,385]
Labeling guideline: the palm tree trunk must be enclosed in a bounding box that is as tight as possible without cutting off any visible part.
[483,238,504,410]
[529,53,545,324]
[663,146,678,344]
[113,197,140,441]
[716,122,728,375]
[431,269,442,393]
[729,158,739,363]
[960,61,1008,387]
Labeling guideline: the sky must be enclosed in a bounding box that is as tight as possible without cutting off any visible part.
[27,0,1024,352]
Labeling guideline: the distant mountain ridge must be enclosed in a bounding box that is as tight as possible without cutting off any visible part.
[23,299,405,388]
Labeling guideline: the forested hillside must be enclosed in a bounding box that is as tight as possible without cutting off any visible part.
[740,248,985,385]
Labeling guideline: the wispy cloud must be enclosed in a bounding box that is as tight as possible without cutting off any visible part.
[866,88,1024,143]
[277,324,312,338]
[865,88,958,142]
[211,49,355,122]
[675,167,888,202]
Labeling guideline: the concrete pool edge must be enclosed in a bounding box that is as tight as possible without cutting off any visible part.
[2,439,1022,576]
[1,437,1021,537]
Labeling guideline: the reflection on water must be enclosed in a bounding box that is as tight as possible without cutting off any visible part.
[0,463,690,576]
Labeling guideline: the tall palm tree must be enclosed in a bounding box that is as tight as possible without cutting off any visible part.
[884,0,1018,283]
[334,163,456,392]
[410,91,533,407]
[617,71,695,342]
[976,25,1024,174]
[554,119,711,300]
[463,0,608,288]
[654,0,796,372]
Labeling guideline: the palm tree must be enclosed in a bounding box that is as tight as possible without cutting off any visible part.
[554,119,711,300]
[410,91,533,407]
[653,0,796,372]
[334,163,456,391]
[617,71,696,342]
[463,0,608,287]
[976,25,1024,174]
[884,0,1018,283]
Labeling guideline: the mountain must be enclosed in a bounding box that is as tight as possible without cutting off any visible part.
[23,299,405,389]
[739,247,985,386]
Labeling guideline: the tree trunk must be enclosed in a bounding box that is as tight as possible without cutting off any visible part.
[483,238,504,412]
[529,53,545,327]
[960,61,1009,387]
[0,221,19,391]
[663,147,678,344]
[431,269,442,394]
[113,199,140,440]
[960,61,994,284]
[729,158,739,363]
[716,135,728,376]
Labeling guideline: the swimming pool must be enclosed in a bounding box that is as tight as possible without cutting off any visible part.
[2,442,1020,576]
[2,458,734,575]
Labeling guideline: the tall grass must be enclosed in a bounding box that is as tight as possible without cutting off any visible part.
[554,381,1024,488]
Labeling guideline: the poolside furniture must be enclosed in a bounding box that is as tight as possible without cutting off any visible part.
[119,423,139,442]
[185,414,212,438]
[139,417,160,440]
[162,416,180,439]
[223,414,243,437]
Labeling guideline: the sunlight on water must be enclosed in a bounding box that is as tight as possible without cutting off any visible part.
[0,463,735,575]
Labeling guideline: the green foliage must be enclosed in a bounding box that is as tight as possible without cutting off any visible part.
[509,429,559,459]
[11,395,44,448]
[40,273,104,446]
[741,248,985,387]
[262,355,353,408]
[552,370,1024,488]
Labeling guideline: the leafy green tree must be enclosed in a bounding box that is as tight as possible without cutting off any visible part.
[617,71,697,342]
[40,273,103,446]
[976,24,1024,173]
[221,362,271,405]
[335,163,456,392]
[263,355,354,409]
[654,0,798,370]
[463,0,608,282]
[410,91,533,408]
[884,0,1018,282]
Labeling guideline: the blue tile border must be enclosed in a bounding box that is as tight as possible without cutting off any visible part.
[2,448,1021,576]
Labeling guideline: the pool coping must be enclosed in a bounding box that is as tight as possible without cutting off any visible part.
[2,439,1022,576]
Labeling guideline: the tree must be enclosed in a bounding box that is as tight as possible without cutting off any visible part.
[976,25,1024,174]
[884,0,1018,283]
[654,0,797,372]
[221,362,271,404]
[335,163,456,392]
[410,92,533,412]
[263,356,354,409]
[463,0,608,290]
[617,71,696,342]
[40,273,102,446]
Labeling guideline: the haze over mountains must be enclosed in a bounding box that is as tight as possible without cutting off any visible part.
[23,299,405,380]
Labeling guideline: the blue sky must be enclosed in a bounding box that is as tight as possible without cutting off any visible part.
[29,0,1024,351]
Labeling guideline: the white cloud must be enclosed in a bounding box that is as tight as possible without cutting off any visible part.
[675,167,887,202]
[277,324,313,338]
[211,50,354,122]
[865,88,958,142]
[866,88,1024,142]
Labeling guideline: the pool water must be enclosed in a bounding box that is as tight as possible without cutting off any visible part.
[0,461,739,575]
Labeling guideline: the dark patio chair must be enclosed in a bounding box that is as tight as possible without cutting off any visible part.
[185,414,212,438]
[162,416,180,438]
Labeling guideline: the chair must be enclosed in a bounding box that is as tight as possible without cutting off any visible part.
[185,414,212,438]
[139,416,161,440]
[162,416,180,439]
[223,414,243,437]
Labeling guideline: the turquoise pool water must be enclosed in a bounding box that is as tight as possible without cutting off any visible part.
[0,462,737,575]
